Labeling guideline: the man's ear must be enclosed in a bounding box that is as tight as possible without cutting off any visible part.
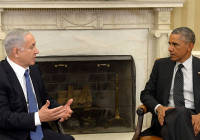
[12,47,19,58]
[188,42,194,52]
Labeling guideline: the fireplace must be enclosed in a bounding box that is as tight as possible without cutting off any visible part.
[36,55,136,134]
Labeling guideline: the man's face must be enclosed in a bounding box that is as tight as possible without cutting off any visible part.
[17,33,39,68]
[168,34,193,63]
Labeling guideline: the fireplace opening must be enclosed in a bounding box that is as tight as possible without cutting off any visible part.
[36,55,136,134]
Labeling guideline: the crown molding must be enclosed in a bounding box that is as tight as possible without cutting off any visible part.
[0,1,184,9]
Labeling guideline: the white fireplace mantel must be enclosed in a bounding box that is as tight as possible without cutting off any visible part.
[0,0,183,9]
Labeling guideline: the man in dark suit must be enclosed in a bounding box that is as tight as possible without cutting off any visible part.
[140,27,200,140]
[0,29,75,140]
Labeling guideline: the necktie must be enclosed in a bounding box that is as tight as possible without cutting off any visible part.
[24,69,44,140]
[173,64,185,107]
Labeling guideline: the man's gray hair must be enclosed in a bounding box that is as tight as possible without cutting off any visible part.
[171,27,195,44]
[4,29,30,55]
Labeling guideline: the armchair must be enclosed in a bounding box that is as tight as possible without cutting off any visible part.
[55,121,65,134]
[132,105,163,140]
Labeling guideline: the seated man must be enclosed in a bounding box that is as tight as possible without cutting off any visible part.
[140,27,200,140]
[0,29,74,140]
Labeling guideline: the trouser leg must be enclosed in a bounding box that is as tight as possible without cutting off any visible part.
[161,107,196,140]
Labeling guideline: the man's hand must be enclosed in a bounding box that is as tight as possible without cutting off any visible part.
[192,114,200,136]
[59,98,73,122]
[156,105,174,126]
[39,100,67,122]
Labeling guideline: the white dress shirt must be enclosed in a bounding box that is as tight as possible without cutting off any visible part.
[168,55,194,109]
[7,57,41,126]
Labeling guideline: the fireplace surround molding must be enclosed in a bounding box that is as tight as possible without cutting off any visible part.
[0,0,184,129]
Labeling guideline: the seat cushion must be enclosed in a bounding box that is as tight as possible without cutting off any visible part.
[140,136,163,140]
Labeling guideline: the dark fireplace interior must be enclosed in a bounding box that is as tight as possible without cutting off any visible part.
[36,55,136,134]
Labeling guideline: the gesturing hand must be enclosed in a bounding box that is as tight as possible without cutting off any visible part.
[59,98,73,122]
[156,105,174,126]
[192,114,200,136]
[39,100,66,122]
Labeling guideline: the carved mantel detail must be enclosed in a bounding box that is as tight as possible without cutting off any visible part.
[1,8,155,30]
[154,7,173,30]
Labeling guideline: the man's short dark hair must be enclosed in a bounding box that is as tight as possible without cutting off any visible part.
[171,27,195,44]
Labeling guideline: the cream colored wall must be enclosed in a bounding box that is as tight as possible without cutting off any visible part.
[171,0,200,50]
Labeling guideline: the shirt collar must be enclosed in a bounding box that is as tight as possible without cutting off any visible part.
[175,55,192,71]
[6,57,29,79]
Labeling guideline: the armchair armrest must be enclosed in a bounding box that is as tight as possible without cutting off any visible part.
[55,121,65,134]
[137,105,148,116]
[132,105,148,140]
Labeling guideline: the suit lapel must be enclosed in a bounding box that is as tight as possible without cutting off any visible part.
[29,67,42,108]
[163,59,176,105]
[192,56,200,111]
[2,60,28,111]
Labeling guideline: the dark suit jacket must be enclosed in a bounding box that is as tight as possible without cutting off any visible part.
[0,59,59,140]
[140,56,200,136]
